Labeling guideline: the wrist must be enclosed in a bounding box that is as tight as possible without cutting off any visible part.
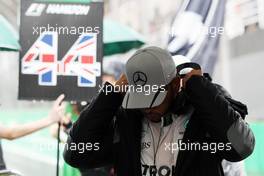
[183,70,202,88]
[46,115,57,125]
[185,74,203,89]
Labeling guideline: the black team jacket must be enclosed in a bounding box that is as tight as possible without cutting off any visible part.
[63,75,255,176]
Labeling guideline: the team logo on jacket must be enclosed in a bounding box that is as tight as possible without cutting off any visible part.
[142,164,176,176]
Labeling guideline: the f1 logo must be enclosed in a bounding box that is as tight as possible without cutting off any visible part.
[25,3,46,16]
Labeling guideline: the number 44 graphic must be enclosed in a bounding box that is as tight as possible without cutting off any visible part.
[21,31,101,87]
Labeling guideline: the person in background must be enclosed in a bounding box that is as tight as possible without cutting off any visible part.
[0,94,65,173]
[0,94,65,140]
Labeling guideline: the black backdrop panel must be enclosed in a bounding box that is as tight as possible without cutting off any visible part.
[19,0,103,101]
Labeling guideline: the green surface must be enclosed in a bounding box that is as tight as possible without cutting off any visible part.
[244,122,264,176]
[0,16,20,51]
[103,20,145,44]
[103,19,145,56]
[63,164,80,176]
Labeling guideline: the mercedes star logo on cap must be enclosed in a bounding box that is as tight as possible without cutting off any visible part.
[132,71,147,86]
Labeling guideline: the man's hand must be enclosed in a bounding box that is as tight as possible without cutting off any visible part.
[61,113,72,130]
[114,74,128,93]
[182,69,202,88]
[48,94,66,124]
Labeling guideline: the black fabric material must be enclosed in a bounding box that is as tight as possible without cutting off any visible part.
[80,166,112,176]
[0,141,6,170]
[64,78,255,176]
[171,79,248,119]
[176,62,201,78]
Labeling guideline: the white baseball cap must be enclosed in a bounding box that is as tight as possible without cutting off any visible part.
[172,55,193,75]
[122,46,176,109]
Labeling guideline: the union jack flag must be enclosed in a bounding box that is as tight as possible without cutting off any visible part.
[21,32,101,87]
[21,31,58,86]
[60,33,100,87]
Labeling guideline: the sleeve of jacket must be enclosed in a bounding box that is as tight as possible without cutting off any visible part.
[63,82,123,169]
[184,75,255,161]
